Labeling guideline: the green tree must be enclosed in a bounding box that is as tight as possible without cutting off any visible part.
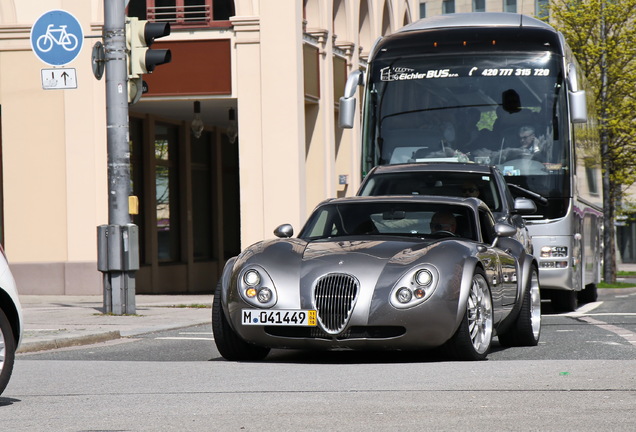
[549,0,636,282]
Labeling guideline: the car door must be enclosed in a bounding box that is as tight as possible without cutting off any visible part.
[477,209,505,321]
[478,209,517,321]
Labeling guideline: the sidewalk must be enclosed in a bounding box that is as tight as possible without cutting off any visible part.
[17,294,213,354]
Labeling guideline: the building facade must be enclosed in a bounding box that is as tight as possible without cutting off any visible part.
[0,0,419,295]
[1,1,561,295]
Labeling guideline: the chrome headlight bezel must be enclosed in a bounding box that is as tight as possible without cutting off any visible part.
[390,265,439,309]
[237,265,277,308]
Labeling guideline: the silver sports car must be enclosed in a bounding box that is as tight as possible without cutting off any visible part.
[213,195,541,361]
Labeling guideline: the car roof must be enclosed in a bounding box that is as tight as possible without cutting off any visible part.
[397,12,555,34]
[318,194,489,212]
[365,162,496,176]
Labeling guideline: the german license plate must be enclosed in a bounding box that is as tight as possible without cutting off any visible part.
[242,309,317,326]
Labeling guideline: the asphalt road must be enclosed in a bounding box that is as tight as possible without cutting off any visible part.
[3,288,636,431]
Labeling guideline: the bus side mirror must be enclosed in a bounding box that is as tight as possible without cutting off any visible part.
[338,70,364,129]
[569,90,587,123]
[513,197,537,215]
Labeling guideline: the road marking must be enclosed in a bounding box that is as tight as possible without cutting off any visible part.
[577,316,636,346]
[155,337,214,341]
[562,301,602,317]
[177,332,213,335]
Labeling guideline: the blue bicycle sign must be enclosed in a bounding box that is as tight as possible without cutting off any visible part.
[31,10,83,66]
[36,24,79,52]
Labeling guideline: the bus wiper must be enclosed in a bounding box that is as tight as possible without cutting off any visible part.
[507,183,548,205]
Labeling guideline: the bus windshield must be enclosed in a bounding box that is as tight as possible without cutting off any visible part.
[362,51,570,218]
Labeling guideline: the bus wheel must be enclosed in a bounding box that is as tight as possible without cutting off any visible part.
[552,289,577,312]
[578,283,598,304]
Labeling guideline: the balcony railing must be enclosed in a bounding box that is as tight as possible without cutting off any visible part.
[147,4,214,28]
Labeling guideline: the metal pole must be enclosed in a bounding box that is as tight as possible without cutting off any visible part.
[599,0,615,283]
[102,0,136,314]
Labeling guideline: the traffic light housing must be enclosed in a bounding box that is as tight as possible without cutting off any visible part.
[126,17,172,78]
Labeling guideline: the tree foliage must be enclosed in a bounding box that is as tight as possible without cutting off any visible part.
[550,0,636,186]
[548,0,636,280]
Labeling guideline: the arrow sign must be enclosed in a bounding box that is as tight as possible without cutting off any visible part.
[31,10,84,66]
[41,68,78,89]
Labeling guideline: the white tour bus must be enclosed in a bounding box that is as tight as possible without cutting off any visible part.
[340,13,602,311]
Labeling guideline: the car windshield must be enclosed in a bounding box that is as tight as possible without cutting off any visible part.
[299,201,477,241]
[358,171,501,212]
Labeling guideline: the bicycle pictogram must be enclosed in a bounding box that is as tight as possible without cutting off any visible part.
[36,24,79,52]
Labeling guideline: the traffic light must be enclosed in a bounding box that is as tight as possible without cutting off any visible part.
[126,17,172,78]
[126,17,171,104]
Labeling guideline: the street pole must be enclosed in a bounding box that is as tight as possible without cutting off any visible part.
[599,0,615,283]
[99,0,137,314]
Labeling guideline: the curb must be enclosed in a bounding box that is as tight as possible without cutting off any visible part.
[17,331,122,354]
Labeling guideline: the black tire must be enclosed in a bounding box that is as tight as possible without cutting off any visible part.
[0,308,16,395]
[445,268,493,361]
[498,266,541,347]
[212,281,270,361]
[578,283,598,304]
[551,289,577,312]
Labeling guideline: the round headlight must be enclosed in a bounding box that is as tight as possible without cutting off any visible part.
[396,287,412,304]
[415,269,432,286]
[244,269,261,286]
[257,287,272,303]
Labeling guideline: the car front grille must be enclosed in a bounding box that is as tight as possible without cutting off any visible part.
[314,273,359,334]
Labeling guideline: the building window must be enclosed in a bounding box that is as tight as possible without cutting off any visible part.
[191,131,215,261]
[442,0,455,14]
[154,123,181,262]
[503,0,517,13]
[473,0,485,12]
[536,0,549,18]
[419,1,427,18]
[130,0,235,27]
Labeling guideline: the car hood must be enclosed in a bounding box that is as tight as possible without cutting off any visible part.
[302,236,432,263]
[236,236,465,283]
[230,236,472,311]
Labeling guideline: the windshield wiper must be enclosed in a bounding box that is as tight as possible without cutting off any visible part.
[507,183,548,205]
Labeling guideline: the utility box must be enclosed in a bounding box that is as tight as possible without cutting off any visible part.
[97,224,139,271]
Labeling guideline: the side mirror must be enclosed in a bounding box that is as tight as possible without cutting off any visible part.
[494,223,517,238]
[274,224,294,238]
[569,90,587,123]
[491,223,517,248]
[338,70,364,129]
[513,197,537,215]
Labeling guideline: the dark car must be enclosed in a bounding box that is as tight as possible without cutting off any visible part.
[212,195,541,362]
[357,162,536,254]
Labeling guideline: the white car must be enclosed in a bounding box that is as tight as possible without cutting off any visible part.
[0,245,22,395]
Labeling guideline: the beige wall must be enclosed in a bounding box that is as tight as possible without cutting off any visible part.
[234,0,418,247]
[0,1,106,293]
[0,0,420,294]
[423,0,539,16]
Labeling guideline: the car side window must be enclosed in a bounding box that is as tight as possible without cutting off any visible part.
[479,209,496,244]
[303,208,339,238]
